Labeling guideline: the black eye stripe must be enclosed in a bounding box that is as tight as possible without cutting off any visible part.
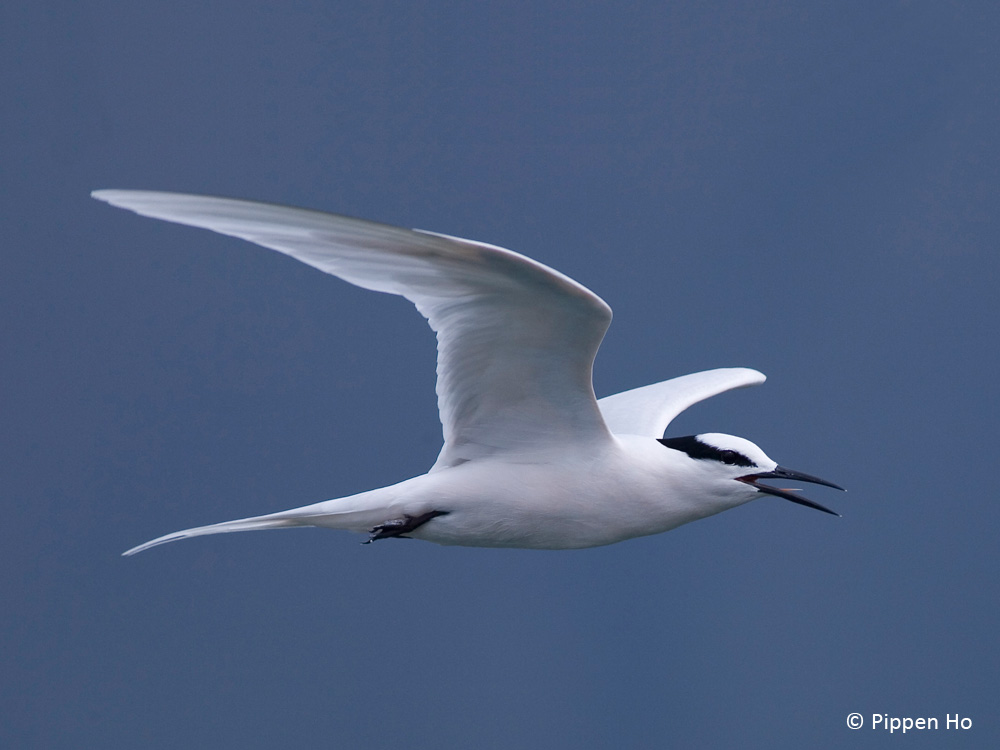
[657,436,756,468]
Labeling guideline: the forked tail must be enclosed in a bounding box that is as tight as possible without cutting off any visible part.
[122,486,403,556]
[122,514,306,556]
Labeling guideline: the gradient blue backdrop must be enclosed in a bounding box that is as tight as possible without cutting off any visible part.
[3,2,997,747]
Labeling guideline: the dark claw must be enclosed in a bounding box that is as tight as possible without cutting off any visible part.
[363,510,450,544]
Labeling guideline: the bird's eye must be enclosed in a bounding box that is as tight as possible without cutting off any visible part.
[719,450,742,465]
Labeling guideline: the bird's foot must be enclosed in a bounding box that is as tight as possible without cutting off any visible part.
[363,510,450,544]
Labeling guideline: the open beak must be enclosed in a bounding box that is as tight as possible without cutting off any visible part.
[737,466,845,516]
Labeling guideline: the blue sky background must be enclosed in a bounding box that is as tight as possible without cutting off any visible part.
[3,2,998,747]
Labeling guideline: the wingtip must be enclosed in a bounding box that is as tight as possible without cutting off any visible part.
[91,189,137,206]
[716,366,766,385]
[738,367,767,384]
[91,189,131,208]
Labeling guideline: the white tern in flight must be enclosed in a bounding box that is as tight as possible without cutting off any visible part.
[92,190,843,556]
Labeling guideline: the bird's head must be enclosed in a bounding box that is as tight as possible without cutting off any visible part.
[658,433,844,515]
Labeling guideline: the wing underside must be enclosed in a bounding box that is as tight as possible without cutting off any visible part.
[597,367,766,438]
[93,190,615,465]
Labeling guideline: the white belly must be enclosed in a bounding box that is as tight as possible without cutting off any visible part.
[398,446,715,549]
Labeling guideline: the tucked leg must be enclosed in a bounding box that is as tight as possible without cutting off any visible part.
[363,510,450,544]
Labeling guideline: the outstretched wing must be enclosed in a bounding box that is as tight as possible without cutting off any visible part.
[598,367,766,438]
[93,190,614,467]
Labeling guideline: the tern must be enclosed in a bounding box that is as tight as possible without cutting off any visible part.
[92,190,843,556]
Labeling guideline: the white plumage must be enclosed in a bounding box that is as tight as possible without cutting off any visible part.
[92,190,841,556]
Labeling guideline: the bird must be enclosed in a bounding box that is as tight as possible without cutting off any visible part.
[92,190,844,556]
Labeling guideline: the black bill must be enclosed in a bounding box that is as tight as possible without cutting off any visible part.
[737,465,845,516]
